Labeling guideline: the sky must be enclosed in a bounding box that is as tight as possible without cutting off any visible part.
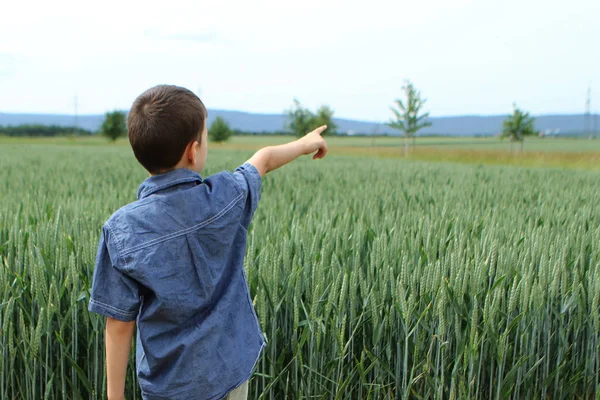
[0,0,598,121]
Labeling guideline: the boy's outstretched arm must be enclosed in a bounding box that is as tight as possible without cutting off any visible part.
[246,125,328,177]
[106,317,135,400]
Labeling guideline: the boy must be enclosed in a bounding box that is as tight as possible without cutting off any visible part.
[88,85,328,400]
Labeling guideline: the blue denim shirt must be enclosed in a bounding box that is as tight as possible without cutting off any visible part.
[88,164,266,400]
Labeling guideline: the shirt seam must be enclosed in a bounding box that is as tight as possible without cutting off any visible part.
[241,267,265,341]
[231,170,245,194]
[104,221,127,267]
[240,163,261,203]
[235,164,261,207]
[89,298,138,318]
[120,191,245,256]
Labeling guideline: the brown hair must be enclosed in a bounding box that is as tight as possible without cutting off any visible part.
[128,85,207,174]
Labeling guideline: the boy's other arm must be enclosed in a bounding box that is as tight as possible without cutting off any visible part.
[106,317,136,400]
[246,125,328,177]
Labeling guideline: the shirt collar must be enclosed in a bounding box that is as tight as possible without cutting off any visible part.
[137,168,203,200]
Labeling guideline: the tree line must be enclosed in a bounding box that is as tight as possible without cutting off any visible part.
[0,124,93,136]
[204,101,340,143]
[4,89,539,153]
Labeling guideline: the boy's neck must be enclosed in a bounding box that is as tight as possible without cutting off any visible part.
[151,159,197,176]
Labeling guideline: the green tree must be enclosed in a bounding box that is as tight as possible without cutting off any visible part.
[387,80,432,156]
[312,105,338,135]
[101,111,127,142]
[209,116,233,143]
[286,99,315,137]
[501,104,536,154]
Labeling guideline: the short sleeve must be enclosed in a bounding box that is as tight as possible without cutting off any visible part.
[88,225,141,322]
[234,163,262,228]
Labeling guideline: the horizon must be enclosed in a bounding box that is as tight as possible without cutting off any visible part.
[1,109,598,124]
[2,109,597,136]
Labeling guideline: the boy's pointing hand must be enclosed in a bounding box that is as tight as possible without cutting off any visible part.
[299,125,329,160]
[246,125,329,177]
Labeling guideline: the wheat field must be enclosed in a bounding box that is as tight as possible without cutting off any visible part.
[0,140,599,399]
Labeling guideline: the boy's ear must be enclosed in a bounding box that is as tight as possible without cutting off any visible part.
[186,140,199,166]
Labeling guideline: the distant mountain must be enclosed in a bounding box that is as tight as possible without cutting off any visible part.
[0,111,596,136]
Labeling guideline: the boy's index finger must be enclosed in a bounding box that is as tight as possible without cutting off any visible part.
[313,125,327,135]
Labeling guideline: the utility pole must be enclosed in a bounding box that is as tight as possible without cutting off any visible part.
[73,93,79,136]
[584,85,591,138]
[371,123,380,147]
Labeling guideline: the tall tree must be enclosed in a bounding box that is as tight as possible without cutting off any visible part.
[209,116,233,143]
[101,111,127,142]
[312,105,338,136]
[286,99,315,137]
[501,104,536,154]
[387,81,432,156]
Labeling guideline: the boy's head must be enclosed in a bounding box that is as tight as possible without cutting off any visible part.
[128,85,208,175]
